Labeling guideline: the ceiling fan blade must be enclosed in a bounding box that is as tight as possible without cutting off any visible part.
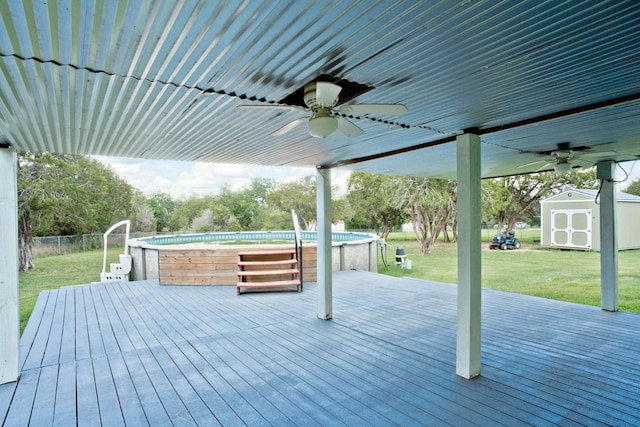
[535,162,555,172]
[573,159,595,168]
[315,81,342,107]
[551,150,572,159]
[337,103,408,116]
[272,117,308,136]
[336,117,363,137]
[516,159,548,169]
[237,104,307,112]
[575,150,618,159]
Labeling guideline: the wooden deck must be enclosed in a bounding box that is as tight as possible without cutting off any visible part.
[2,270,639,426]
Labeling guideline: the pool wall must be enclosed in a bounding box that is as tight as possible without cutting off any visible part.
[128,231,379,286]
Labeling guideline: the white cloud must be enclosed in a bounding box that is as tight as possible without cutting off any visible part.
[96,156,334,198]
[98,156,640,198]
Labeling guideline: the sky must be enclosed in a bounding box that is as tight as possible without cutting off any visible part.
[97,156,352,198]
[617,160,640,190]
[98,157,640,199]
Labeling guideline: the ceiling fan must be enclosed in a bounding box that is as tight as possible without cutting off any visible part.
[517,144,617,173]
[238,81,408,138]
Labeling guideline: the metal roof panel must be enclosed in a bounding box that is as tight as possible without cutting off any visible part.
[0,0,638,177]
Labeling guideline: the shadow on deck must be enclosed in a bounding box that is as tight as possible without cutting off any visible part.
[1,271,639,425]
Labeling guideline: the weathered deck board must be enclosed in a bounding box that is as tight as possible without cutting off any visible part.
[22,290,57,371]
[2,270,640,426]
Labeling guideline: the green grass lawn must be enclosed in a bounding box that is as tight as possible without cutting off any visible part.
[380,235,640,313]
[18,238,640,333]
[18,248,121,332]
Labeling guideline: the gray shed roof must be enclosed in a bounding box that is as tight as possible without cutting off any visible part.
[1,1,639,178]
[542,189,640,203]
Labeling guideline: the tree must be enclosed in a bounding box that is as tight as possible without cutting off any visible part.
[130,189,156,233]
[17,152,134,270]
[482,178,515,229]
[266,177,317,230]
[215,178,274,230]
[625,178,640,196]
[189,204,240,232]
[331,196,350,228]
[437,179,458,243]
[170,195,215,232]
[394,177,456,254]
[147,191,177,232]
[482,168,598,232]
[346,172,406,239]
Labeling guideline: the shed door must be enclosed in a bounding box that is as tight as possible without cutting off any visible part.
[551,209,592,249]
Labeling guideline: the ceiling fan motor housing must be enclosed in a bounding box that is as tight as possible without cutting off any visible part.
[237,80,402,138]
[304,82,339,137]
[303,83,318,109]
[304,82,338,110]
[552,150,572,159]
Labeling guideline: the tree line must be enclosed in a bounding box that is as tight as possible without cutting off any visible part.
[347,169,601,254]
[16,152,639,270]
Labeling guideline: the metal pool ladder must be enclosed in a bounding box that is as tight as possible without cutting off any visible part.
[98,219,132,283]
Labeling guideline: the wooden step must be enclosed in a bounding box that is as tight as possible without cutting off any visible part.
[237,279,302,295]
[237,259,297,267]
[237,269,299,277]
[237,249,295,256]
[237,247,301,295]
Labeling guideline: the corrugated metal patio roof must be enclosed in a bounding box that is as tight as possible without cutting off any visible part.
[0,0,638,178]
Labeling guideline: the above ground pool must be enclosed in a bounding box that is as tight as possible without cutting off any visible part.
[128,231,379,285]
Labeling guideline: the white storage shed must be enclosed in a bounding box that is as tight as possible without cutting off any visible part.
[540,189,640,251]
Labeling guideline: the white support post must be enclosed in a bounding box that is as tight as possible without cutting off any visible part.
[597,160,618,312]
[456,132,482,379]
[0,145,20,384]
[316,168,332,320]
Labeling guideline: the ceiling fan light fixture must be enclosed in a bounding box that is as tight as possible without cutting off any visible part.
[238,80,405,138]
[308,116,338,138]
[554,160,572,173]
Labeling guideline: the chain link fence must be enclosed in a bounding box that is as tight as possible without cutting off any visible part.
[32,232,156,257]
